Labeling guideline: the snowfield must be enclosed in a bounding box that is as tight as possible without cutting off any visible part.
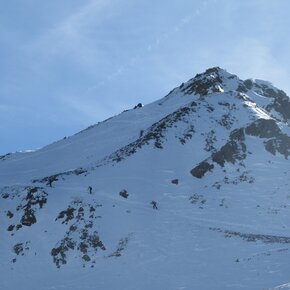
[1,67,290,290]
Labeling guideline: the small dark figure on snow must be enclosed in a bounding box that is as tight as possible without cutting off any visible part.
[119,189,129,199]
[88,186,93,194]
[48,179,53,187]
[47,175,58,187]
[151,200,158,210]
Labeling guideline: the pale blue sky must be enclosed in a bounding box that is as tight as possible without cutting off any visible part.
[1,0,290,154]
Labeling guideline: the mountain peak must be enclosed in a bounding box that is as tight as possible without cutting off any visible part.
[2,66,290,290]
[179,67,240,97]
[201,66,229,76]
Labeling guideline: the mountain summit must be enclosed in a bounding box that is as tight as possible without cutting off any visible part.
[1,68,290,290]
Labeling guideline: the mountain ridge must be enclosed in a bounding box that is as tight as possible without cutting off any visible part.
[1,66,289,183]
[1,67,290,290]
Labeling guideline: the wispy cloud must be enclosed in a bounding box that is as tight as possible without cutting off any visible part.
[23,0,120,71]
[76,1,211,95]
[221,38,290,94]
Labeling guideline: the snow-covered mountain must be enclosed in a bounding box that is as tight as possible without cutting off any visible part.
[1,67,290,290]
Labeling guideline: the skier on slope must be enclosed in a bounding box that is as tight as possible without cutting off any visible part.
[151,200,158,210]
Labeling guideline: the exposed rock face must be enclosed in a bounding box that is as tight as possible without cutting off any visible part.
[191,161,214,178]
[20,187,48,227]
[244,119,290,158]
[243,79,254,90]
[181,67,225,96]
[2,187,48,235]
[267,91,290,121]
[212,140,246,167]
[52,200,105,268]
[190,115,290,179]
[264,133,290,158]
[245,119,280,138]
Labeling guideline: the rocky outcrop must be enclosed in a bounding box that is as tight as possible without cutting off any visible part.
[181,67,224,96]
[191,161,214,178]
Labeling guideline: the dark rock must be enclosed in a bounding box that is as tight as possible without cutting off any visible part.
[90,234,106,250]
[264,139,276,155]
[69,225,77,232]
[12,187,49,228]
[52,200,106,267]
[51,237,76,268]
[205,67,222,74]
[7,224,15,231]
[230,128,245,142]
[183,67,235,96]
[21,210,37,226]
[244,79,254,90]
[245,119,280,138]
[13,243,23,255]
[0,153,11,161]
[191,161,214,178]
[56,207,75,224]
[265,90,290,121]
[6,210,14,218]
[78,242,88,253]
[82,254,91,262]
[171,179,179,185]
[264,134,290,158]
[16,224,22,230]
[182,70,223,96]
[1,193,9,199]
[212,140,246,167]
[189,194,206,205]
[133,103,143,109]
[237,84,247,93]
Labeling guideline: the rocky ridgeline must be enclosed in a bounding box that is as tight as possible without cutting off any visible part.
[26,68,290,189]
[191,118,290,180]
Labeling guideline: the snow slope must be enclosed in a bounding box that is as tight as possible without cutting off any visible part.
[1,67,290,290]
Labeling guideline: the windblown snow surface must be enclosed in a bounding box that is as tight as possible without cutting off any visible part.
[1,67,290,290]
